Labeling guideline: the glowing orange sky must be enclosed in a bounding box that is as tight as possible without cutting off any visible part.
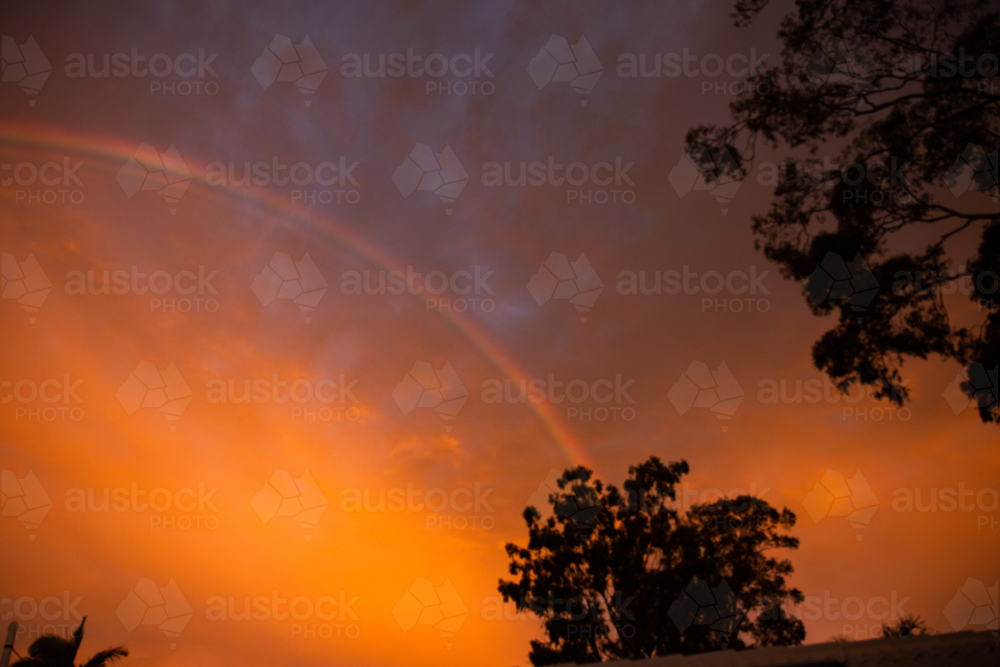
[1,2,997,666]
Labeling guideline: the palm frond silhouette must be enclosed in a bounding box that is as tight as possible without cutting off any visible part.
[12,617,127,667]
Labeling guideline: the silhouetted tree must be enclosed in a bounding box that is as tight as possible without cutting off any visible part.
[12,617,127,667]
[880,613,935,639]
[686,0,999,423]
[499,457,805,665]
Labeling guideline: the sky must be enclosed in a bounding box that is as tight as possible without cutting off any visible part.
[0,1,997,666]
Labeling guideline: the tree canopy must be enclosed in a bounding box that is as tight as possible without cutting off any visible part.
[499,457,804,665]
[687,0,999,423]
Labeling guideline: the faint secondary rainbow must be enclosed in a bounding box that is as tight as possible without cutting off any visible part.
[0,122,597,471]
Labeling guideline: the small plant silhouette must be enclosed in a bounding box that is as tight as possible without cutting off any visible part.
[12,617,127,667]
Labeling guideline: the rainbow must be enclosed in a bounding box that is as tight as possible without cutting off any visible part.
[1,122,597,471]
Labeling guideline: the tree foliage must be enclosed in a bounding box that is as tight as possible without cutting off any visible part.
[499,457,805,665]
[687,0,999,423]
[12,617,128,667]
